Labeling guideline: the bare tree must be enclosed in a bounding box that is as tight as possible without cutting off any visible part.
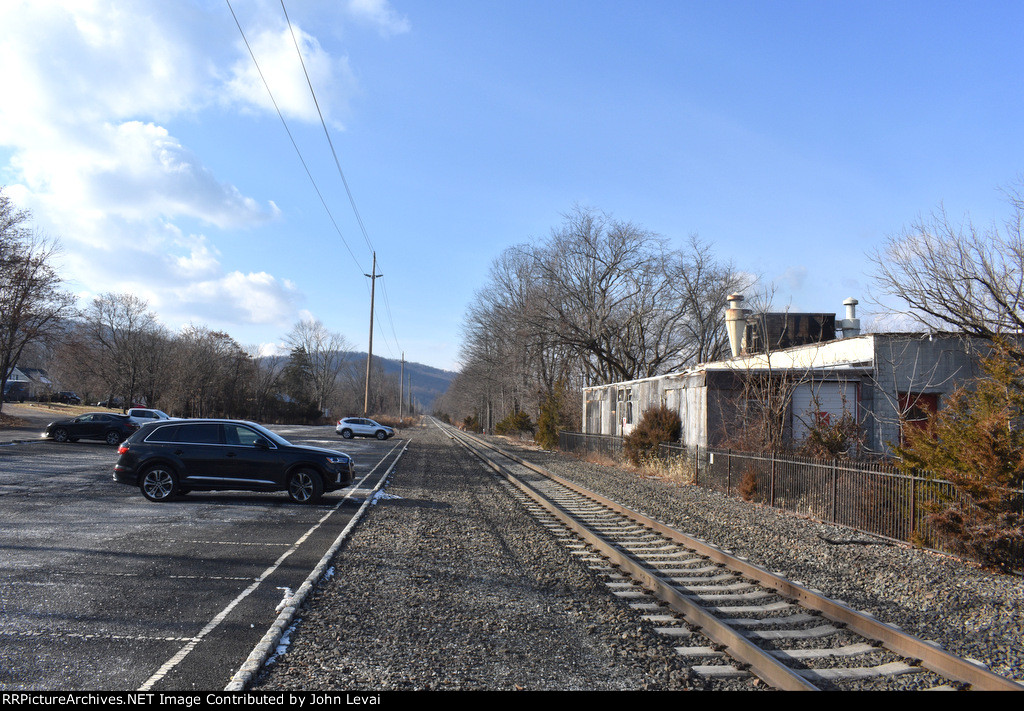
[0,189,76,413]
[869,178,1024,354]
[284,318,352,416]
[442,206,742,430]
[87,293,162,410]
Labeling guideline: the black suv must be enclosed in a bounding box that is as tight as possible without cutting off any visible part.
[113,419,355,504]
[45,412,139,445]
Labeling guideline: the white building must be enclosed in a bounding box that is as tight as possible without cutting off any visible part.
[582,297,985,455]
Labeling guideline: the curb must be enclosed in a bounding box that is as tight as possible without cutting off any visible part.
[0,438,48,446]
[224,438,410,691]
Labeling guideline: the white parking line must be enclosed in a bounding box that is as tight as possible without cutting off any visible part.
[138,440,403,692]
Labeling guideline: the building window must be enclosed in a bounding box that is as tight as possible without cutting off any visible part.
[898,392,939,444]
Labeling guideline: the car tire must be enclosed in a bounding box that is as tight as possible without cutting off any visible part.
[375,430,388,440]
[53,428,69,443]
[340,429,353,439]
[105,430,123,446]
[288,469,323,504]
[140,465,178,502]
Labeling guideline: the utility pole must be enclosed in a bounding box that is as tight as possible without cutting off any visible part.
[399,352,405,420]
[363,252,382,416]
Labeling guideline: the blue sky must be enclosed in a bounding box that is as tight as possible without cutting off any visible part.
[1,1,1021,372]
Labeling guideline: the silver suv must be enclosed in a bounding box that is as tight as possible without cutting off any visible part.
[336,417,395,440]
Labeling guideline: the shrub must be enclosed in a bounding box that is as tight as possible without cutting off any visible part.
[495,410,534,436]
[536,380,573,450]
[896,342,1024,571]
[797,410,864,459]
[623,405,681,466]
[462,414,481,432]
[738,465,758,501]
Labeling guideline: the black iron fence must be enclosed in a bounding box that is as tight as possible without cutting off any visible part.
[558,431,1020,558]
[558,431,624,459]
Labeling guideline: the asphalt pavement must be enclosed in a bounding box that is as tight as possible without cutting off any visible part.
[0,402,58,444]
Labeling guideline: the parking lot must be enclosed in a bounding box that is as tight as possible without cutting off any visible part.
[0,423,404,690]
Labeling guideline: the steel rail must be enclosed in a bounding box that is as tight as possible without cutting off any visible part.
[440,422,1024,692]
[443,425,818,691]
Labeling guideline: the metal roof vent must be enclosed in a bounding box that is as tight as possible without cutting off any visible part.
[839,297,861,338]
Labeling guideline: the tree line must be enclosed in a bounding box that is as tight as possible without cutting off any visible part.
[0,188,403,422]
[434,205,749,440]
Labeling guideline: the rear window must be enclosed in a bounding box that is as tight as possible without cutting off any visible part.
[145,424,182,443]
[145,423,222,444]
[173,423,222,444]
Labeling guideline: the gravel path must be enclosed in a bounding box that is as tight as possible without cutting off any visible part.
[254,423,1023,690]
[254,423,700,691]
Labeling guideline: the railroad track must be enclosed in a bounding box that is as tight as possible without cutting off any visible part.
[435,420,1023,692]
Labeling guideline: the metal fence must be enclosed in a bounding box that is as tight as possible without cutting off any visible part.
[558,431,1019,558]
[558,431,624,460]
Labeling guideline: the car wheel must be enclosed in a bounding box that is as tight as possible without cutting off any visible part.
[140,466,178,502]
[53,428,69,443]
[375,430,388,440]
[105,430,124,446]
[288,469,323,504]
[340,429,353,439]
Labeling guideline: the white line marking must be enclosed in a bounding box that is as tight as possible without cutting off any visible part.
[138,441,402,691]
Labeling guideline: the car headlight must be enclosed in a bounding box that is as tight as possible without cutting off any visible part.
[325,455,350,465]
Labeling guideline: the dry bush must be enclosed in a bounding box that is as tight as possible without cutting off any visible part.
[623,405,681,465]
[738,465,758,501]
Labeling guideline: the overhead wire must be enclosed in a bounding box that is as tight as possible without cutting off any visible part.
[277,0,403,359]
[224,0,367,279]
[227,0,403,360]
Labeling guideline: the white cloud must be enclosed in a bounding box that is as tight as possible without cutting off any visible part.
[173,271,301,327]
[0,1,374,336]
[0,1,211,133]
[779,265,808,292]
[347,0,411,37]
[226,24,355,128]
[171,234,222,279]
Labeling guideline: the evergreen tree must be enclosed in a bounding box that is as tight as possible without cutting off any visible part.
[897,341,1024,570]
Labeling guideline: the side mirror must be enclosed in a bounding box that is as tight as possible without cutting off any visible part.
[254,438,270,450]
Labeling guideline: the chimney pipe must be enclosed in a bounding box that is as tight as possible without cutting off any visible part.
[725,293,750,357]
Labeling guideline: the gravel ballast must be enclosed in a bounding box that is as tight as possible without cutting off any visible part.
[254,423,1023,690]
[254,423,700,691]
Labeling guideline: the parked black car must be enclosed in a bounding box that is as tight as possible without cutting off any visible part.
[50,391,82,404]
[44,412,139,445]
[113,419,356,504]
[3,381,29,402]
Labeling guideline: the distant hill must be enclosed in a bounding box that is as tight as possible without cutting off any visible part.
[349,352,456,412]
[254,350,458,414]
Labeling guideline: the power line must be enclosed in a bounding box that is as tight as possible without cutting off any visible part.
[278,0,404,358]
[229,0,403,362]
[225,0,367,278]
[279,0,374,256]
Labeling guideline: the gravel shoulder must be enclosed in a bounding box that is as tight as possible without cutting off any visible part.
[492,435,1024,684]
[254,423,701,691]
[254,423,1023,690]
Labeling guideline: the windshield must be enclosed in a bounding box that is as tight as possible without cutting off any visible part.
[248,422,292,447]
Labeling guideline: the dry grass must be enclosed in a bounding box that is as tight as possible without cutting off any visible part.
[21,402,119,416]
[636,454,695,486]
[570,449,695,487]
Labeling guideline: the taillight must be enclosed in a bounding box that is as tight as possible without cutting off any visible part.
[117,444,129,455]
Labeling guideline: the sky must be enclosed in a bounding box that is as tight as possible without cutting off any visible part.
[1,0,1022,373]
